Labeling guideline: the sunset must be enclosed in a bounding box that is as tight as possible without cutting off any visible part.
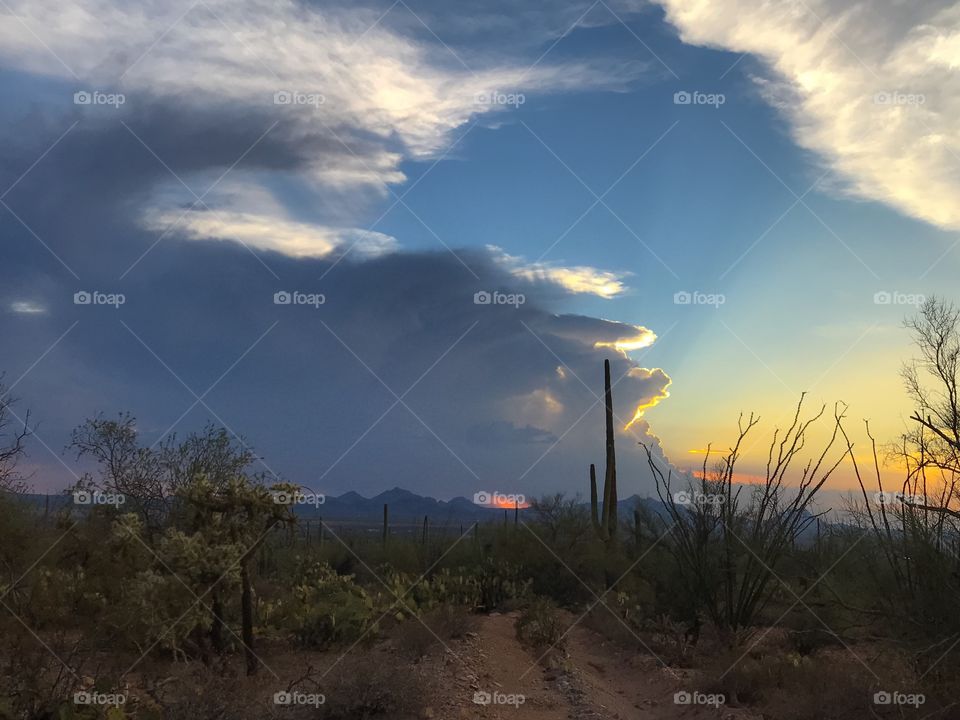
[1,0,959,718]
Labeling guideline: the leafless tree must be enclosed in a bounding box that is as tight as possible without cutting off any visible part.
[69,414,257,531]
[0,378,31,493]
[530,493,592,549]
[841,297,960,643]
[896,297,960,518]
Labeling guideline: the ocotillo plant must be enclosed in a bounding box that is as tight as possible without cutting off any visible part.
[589,358,618,542]
[382,503,389,545]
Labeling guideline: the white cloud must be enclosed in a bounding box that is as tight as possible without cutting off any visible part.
[9,300,47,315]
[1,0,644,189]
[145,208,398,258]
[0,0,647,259]
[144,181,397,257]
[488,245,629,298]
[655,0,960,230]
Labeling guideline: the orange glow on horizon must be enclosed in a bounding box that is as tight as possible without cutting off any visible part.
[490,498,530,509]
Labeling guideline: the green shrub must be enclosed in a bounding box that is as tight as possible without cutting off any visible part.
[266,562,375,648]
[516,597,566,649]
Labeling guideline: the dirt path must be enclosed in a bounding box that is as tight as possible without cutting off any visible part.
[562,624,678,719]
[426,612,680,720]
[425,611,753,720]
[425,612,570,719]
[471,613,570,719]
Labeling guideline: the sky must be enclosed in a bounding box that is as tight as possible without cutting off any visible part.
[1,0,958,501]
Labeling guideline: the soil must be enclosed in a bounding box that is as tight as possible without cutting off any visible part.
[419,612,757,720]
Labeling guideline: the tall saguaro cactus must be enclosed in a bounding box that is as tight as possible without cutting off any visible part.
[589,359,618,542]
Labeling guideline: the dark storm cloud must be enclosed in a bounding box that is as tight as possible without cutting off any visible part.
[0,3,670,499]
[2,231,672,498]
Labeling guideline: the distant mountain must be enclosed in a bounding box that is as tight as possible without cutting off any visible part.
[302,487,517,524]
[3,489,828,544]
[3,488,672,527]
[4,488,524,525]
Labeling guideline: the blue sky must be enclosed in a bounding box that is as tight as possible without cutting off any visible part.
[1,0,958,497]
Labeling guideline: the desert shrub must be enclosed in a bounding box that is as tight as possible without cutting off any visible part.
[474,558,531,611]
[319,656,428,719]
[696,644,947,719]
[99,516,245,659]
[268,562,375,649]
[392,605,477,659]
[426,604,477,639]
[391,618,437,660]
[644,397,846,635]
[375,558,530,615]
[516,598,565,649]
[375,566,482,615]
[782,619,840,657]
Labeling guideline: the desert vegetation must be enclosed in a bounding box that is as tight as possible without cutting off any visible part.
[1,300,959,719]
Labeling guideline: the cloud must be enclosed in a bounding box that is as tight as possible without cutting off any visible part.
[0,0,646,192]
[144,209,398,259]
[0,0,670,499]
[0,0,651,264]
[488,245,629,298]
[9,301,47,315]
[539,314,658,353]
[0,244,673,498]
[654,0,960,230]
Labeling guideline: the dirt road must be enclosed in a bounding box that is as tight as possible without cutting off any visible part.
[422,612,732,720]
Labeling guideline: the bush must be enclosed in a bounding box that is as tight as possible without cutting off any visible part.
[696,645,931,719]
[319,655,428,719]
[516,598,565,649]
[427,604,477,640]
[392,605,477,659]
[267,562,375,649]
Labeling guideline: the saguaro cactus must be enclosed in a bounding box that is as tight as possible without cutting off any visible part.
[589,359,618,542]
